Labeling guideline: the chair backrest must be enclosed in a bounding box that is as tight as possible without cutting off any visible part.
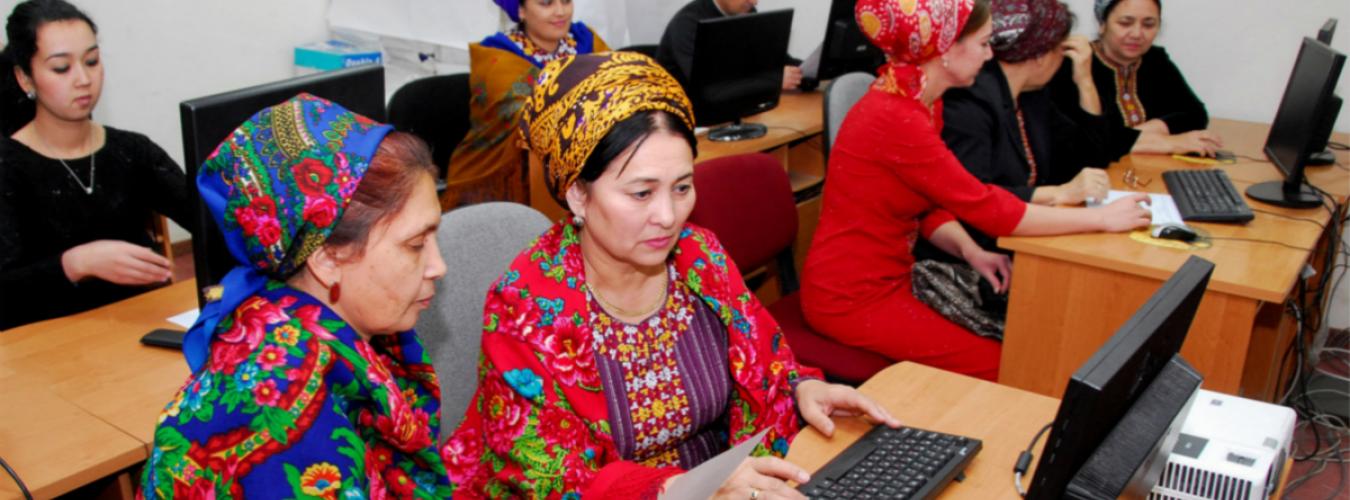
[387,73,471,179]
[823,71,875,161]
[687,153,800,293]
[618,44,659,59]
[414,202,551,438]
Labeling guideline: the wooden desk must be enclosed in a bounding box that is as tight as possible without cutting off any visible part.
[788,361,1294,499]
[0,281,195,498]
[788,362,1060,499]
[998,119,1349,400]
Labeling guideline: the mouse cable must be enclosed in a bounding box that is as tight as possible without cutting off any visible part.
[0,455,33,500]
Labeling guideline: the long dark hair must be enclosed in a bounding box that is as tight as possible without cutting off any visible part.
[0,0,98,136]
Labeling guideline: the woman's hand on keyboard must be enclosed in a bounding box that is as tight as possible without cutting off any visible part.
[795,379,902,438]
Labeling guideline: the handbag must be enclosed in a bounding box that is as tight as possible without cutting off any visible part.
[911,260,1007,340]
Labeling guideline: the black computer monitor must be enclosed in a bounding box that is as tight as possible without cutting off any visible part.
[1248,37,1345,209]
[1318,17,1337,44]
[179,64,386,307]
[1026,256,1215,499]
[689,9,793,142]
[800,0,886,91]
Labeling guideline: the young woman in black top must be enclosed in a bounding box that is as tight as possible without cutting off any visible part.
[0,0,190,329]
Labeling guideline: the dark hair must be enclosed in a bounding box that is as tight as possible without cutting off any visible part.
[1099,0,1161,23]
[324,131,437,259]
[576,110,698,184]
[959,0,992,40]
[0,0,97,136]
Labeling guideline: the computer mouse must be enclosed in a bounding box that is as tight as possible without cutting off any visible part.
[1151,223,1198,242]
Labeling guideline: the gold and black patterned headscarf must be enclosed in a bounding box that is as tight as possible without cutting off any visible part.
[521,51,695,206]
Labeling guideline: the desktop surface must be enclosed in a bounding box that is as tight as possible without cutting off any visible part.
[788,362,1060,499]
[996,118,1348,399]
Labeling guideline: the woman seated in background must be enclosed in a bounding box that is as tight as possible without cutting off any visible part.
[441,0,608,210]
[0,0,191,330]
[916,0,1113,272]
[443,52,896,499]
[143,94,453,498]
[1049,0,1222,156]
[801,0,1152,382]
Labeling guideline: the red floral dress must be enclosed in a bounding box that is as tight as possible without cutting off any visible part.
[442,223,821,498]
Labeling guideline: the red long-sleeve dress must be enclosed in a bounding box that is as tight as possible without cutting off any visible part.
[801,87,1028,381]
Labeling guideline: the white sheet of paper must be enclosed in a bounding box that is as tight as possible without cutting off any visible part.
[800,42,823,79]
[660,429,770,500]
[1092,190,1185,227]
[167,309,200,329]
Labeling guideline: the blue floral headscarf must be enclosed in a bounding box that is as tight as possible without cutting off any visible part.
[183,93,393,372]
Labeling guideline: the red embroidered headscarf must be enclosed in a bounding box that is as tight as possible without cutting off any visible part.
[855,0,976,98]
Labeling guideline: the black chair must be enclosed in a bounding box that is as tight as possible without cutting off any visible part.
[618,44,659,59]
[386,73,471,180]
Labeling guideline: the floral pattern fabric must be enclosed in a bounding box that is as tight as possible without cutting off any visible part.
[142,283,451,499]
[442,222,821,499]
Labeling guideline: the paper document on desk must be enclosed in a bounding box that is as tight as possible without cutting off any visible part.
[1091,190,1184,226]
[660,429,769,500]
[167,309,200,329]
[801,42,823,79]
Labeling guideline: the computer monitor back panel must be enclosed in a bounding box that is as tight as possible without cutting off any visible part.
[1318,17,1337,45]
[180,65,385,307]
[690,9,793,126]
[1262,37,1345,184]
[815,0,885,82]
[1026,256,1215,499]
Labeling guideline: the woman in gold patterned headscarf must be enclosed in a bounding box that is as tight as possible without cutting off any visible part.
[441,52,896,499]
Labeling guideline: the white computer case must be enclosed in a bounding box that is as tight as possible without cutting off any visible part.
[1148,389,1296,500]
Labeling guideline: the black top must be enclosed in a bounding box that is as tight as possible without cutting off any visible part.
[0,126,192,330]
[916,59,1114,261]
[1049,45,1209,157]
[656,0,795,87]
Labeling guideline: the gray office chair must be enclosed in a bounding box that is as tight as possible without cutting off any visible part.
[823,72,876,161]
[414,202,551,439]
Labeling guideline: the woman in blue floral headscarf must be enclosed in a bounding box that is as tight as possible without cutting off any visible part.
[141,94,452,499]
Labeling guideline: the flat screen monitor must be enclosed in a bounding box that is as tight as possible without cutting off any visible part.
[801,0,886,91]
[1249,37,1345,208]
[1026,256,1215,499]
[179,64,385,307]
[689,9,793,142]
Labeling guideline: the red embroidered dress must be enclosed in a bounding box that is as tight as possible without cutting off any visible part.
[589,265,732,469]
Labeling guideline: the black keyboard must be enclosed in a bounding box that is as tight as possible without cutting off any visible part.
[797,426,981,499]
[1162,169,1254,223]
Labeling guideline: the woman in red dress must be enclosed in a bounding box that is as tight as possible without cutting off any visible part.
[802,0,1152,381]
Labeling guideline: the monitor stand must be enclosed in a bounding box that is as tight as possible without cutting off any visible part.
[1245,181,1323,208]
[708,119,768,142]
[1307,149,1336,165]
